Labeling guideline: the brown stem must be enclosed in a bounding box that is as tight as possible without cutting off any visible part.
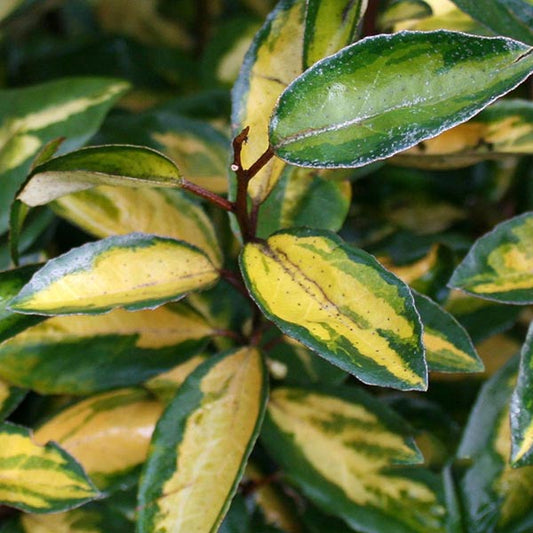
[220,269,251,300]
[180,179,233,211]
[246,145,274,179]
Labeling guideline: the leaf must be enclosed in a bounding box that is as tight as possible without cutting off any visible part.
[0,77,129,234]
[457,357,533,533]
[413,291,483,373]
[255,166,351,239]
[0,304,212,394]
[231,0,306,204]
[269,31,533,168]
[52,187,223,267]
[9,233,220,315]
[261,386,446,533]
[303,0,367,69]
[448,212,533,304]
[511,322,533,466]
[240,229,427,391]
[0,380,26,422]
[379,0,433,29]
[393,100,533,169]
[451,0,533,45]
[0,422,98,513]
[34,388,163,491]
[137,347,268,533]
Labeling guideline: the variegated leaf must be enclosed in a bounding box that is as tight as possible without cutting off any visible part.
[303,0,367,69]
[137,347,267,533]
[449,212,533,304]
[457,357,533,532]
[34,388,163,490]
[16,145,182,207]
[9,233,220,315]
[0,422,98,513]
[393,100,533,169]
[0,380,26,422]
[262,386,446,533]
[52,187,222,267]
[0,77,129,234]
[231,0,305,204]
[379,0,432,29]
[270,31,533,168]
[0,304,212,394]
[511,322,533,466]
[240,229,427,391]
[413,291,482,373]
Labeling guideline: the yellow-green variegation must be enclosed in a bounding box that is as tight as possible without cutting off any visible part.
[9,233,220,315]
[0,422,98,513]
[240,229,427,390]
[262,386,446,532]
[510,322,533,466]
[137,347,267,533]
[270,31,533,168]
[0,304,212,394]
[449,212,533,304]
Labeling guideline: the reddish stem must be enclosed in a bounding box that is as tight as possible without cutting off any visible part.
[180,179,233,211]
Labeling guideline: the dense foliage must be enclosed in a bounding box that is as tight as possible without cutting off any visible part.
[0,0,533,532]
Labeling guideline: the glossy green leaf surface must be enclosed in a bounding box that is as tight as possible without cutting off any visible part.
[451,0,533,45]
[137,347,268,533]
[0,422,98,513]
[413,291,483,373]
[241,229,427,391]
[0,304,211,394]
[262,386,446,533]
[303,0,367,69]
[449,212,533,304]
[0,77,129,234]
[270,31,533,168]
[511,322,533,466]
[457,357,533,532]
[9,233,220,315]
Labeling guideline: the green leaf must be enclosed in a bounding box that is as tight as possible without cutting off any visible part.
[240,229,427,391]
[0,381,26,422]
[511,322,533,466]
[413,291,483,373]
[52,187,223,267]
[379,0,433,29]
[261,386,446,533]
[0,422,98,513]
[393,99,533,169]
[0,77,129,234]
[0,304,211,394]
[255,166,351,239]
[34,388,163,491]
[270,31,533,168]
[9,233,220,315]
[303,0,367,69]
[16,144,182,207]
[137,346,268,533]
[449,212,533,304]
[457,357,533,533]
[451,0,533,45]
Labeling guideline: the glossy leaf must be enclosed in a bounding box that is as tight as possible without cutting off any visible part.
[137,347,268,533]
[0,304,211,394]
[34,388,163,490]
[511,322,533,466]
[451,0,533,45]
[393,100,533,169]
[231,0,305,204]
[262,386,446,533]
[16,145,182,207]
[449,212,533,304]
[240,229,427,391]
[0,77,129,234]
[413,291,482,373]
[0,422,98,513]
[9,233,220,315]
[270,31,533,168]
[52,187,222,266]
[457,357,533,532]
[303,0,367,69]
